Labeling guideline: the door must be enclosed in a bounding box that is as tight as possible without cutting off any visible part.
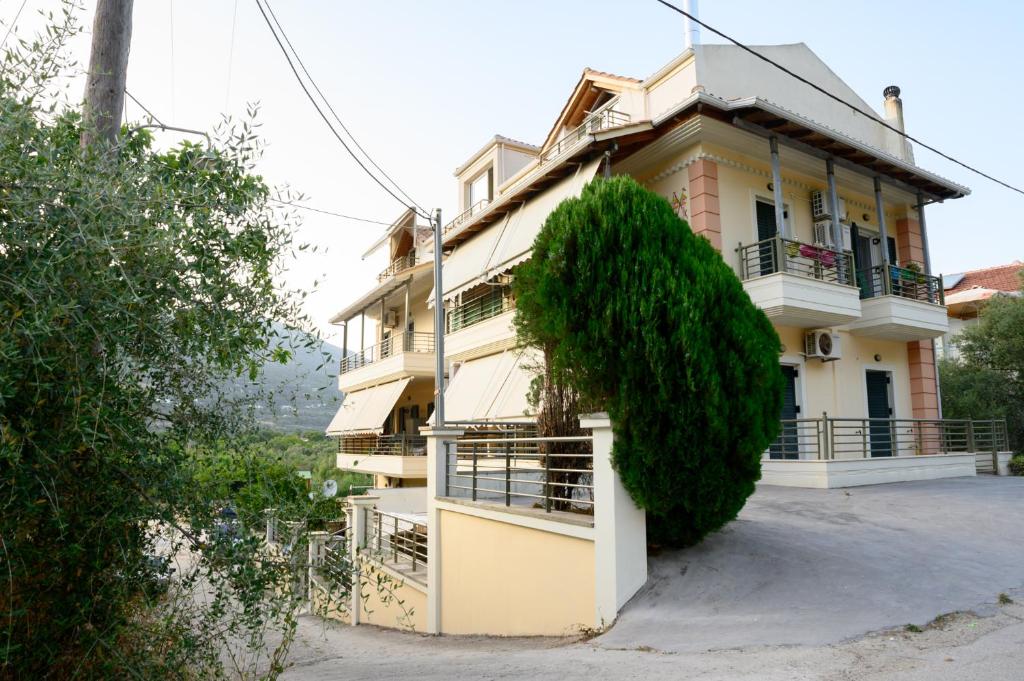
[850,225,874,298]
[865,370,894,457]
[770,365,800,460]
[755,199,779,276]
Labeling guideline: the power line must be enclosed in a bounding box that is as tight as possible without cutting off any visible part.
[224,0,238,111]
[259,0,427,215]
[653,0,1024,197]
[253,0,432,220]
[1,0,29,49]
[125,89,165,127]
[269,199,395,226]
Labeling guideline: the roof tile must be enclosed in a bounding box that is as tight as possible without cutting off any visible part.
[945,261,1023,293]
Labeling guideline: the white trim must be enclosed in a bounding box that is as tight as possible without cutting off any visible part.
[433,499,595,541]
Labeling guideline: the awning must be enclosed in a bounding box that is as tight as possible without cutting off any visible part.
[484,157,602,279]
[325,377,412,435]
[430,158,602,306]
[442,349,539,423]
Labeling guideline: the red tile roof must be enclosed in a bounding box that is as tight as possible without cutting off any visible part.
[946,261,1023,294]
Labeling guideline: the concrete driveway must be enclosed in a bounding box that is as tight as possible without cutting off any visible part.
[598,476,1024,652]
[281,477,1024,680]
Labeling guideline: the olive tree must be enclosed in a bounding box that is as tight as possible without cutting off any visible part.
[0,10,329,678]
[514,176,783,546]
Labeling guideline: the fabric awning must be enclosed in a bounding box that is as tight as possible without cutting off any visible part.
[442,349,538,423]
[484,157,602,279]
[325,377,412,435]
[430,158,602,306]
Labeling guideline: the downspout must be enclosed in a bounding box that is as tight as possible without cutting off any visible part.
[769,136,787,238]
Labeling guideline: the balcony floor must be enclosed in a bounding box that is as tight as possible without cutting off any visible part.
[742,272,861,328]
[847,295,948,341]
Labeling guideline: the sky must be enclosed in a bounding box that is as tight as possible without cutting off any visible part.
[6,0,1023,344]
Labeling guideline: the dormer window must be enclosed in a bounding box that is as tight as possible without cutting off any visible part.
[467,166,494,210]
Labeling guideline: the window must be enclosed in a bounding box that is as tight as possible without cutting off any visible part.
[467,167,493,208]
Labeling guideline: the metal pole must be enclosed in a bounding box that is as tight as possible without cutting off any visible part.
[769,136,787,238]
[432,208,446,426]
[341,320,348,363]
[826,158,846,283]
[874,177,890,266]
[404,279,411,350]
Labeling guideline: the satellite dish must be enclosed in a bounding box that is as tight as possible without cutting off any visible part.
[322,479,338,498]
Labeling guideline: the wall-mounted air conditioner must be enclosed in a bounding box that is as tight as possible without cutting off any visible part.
[811,190,847,222]
[804,330,842,362]
[382,309,399,328]
[812,220,852,252]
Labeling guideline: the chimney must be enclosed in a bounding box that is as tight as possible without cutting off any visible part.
[683,0,701,51]
[882,85,914,163]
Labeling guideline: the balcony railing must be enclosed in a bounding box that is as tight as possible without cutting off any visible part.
[445,287,513,333]
[738,236,855,287]
[766,416,1009,460]
[377,252,416,283]
[442,101,630,235]
[369,509,427,571]
[445,431,594,516]
[857,264,944,304]
[340,331,435,374]
[337,433,427,457]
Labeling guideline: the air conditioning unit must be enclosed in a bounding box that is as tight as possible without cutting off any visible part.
[810,190,847,222]
[804,330,842,362]
[812,220,852,252]
[382,309,399,328]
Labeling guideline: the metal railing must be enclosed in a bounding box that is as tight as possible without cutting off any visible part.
[338,433,427,457]
[443,199,491,236]
[340,331,435,374]
[369,509,427,571]
[445,286,513,333]
[444,432,594,515]
[764,416,1009,460]
[737,235,855,287]
[377,252,416,283]
[442,101,630,236]
[538,105,631,165]
[857,264,944,304]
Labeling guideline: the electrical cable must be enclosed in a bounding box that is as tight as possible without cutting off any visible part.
[269,199,396,226]
[253,0,432,220]
[260,0,428,216]
[224,0,238,111]
[0,0,29,49]
[653,0,1024,197]
[125,89,166,127]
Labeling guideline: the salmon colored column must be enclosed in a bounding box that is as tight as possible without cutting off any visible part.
[687,159,721,251]
[897,216,940,422]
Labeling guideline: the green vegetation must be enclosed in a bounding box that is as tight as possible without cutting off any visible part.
[514,176,783,547]
[1008,455,1024,477]
[0,12,339,679]
[940,276,1024,453]
[999,592,1014,605]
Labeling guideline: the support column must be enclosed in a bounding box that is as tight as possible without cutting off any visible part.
[421,426,463,634]
[341,320,348,362]
[874,177,891,266]
[686,159,721,250]
[307,530,328,606]
[582,413,647,629]
[895,204,941,421]
[346,495,378,626]
[769,137,787,238]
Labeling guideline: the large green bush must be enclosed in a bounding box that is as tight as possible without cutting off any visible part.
[515,176,783,546]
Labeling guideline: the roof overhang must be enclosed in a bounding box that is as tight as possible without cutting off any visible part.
[647,92,969,202]
[327,261,433,324]
[540,69,643,152]
[361,207,417,260]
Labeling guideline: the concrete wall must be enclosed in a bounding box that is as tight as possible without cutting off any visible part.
[312,559,427,632]
[761,454,977,488]
[438,506,595,635]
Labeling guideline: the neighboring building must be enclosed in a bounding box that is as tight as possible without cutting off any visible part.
[938,261,1023,359]
[320,41,1013,637]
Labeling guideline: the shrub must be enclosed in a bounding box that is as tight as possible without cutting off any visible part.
[514,176,783,546]
[1009,455,1024,477]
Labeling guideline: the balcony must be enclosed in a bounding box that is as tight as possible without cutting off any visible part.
[847,265,948,341]
[761,416,1012,488]
[737,236,862,328]
[337,434,428,479]
[377,252,417,283]
[339,331,435,392]
[445,286,514,334]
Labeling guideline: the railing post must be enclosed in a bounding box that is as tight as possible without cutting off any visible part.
[471,443,478,502]
[582,412,647,630]
[393,515,399,563]
[421,425,464,634]
[861,419,869,458]
[967,419,976,452]
[821,412,830,461]
[307,530,328,606]
[991,420,999,474]
[346,495,378,626]
[264,508,277,545]
[544,448,552,513]
[504,440,511,507]
[775,234,784,275]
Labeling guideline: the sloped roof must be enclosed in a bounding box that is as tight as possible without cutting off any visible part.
[945,261,1023,294]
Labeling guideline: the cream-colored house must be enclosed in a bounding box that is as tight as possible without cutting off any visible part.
[319,42,1013,637]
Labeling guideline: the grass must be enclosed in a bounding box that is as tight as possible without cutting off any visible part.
[904,624,923,633]
[999,593,1014,605]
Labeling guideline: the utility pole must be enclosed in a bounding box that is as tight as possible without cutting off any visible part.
[81,0,135,148]
[432,208,445,426]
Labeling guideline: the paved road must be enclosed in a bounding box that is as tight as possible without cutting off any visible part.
[280,477,1024,680]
